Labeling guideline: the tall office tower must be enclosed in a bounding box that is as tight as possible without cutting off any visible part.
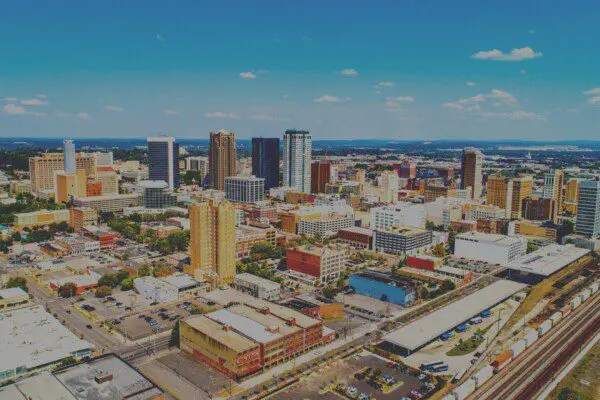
[542,169,564,222]
[186,200,236,285]
[209,130,237,191]
[283,129,312,193]
[251,137,280,190]
[225,175,265,204]
[486,175,513,219]
[147,136,179,190]
[511,175,533,219]
[460,147,483,200]
[311,161,331,193]
[564,178,580,214]
[29,153,97,193]
[63,140,76,173]
[575,180,600,239]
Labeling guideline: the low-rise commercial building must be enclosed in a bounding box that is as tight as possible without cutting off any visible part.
[279,294,343,320]
[69,206,98,228]
[48,272,101,295]
[337,226,373,249]
[373,226,433,255]
[73,193,140,212]
[236,225,277,259]
[0,287,31,312]
[286,245,348,283]
[454,231,527,266]
[232,273,281,300]
[297,213,354,237]
[133,276,179,302]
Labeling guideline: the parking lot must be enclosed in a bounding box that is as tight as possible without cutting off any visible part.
[271,352,433,400]
[108,298,219,340]
[77,290,154,321]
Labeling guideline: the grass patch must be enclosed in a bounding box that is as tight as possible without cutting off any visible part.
[547,340,600,400]
[446,324,493,356]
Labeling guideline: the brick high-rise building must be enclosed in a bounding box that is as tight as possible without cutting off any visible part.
[209,130,237,191]
[311,161,331,193]
[396,161,416,179]
[187,200,236,285]
[460,147,483,200]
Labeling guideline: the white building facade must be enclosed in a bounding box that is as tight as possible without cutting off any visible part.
[282,129,312,193]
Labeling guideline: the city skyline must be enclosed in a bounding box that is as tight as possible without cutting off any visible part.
[1,1,599,140]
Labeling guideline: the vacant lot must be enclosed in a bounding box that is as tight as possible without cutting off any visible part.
[548,340,600,400]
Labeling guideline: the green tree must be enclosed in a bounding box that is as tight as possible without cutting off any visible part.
[5,276,28,292]
[58,282,78,298]
[527,242,539,254]
[154,265,176,277]
[138,265,153,277]
[120,277,134,291]
[95,285,112,298]
[441,279,456,292]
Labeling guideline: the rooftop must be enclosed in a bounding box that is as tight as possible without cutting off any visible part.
[0,287,28,300]
[382,280,526,351]
[339,226,374,236]
[508,244,590,276]
[376,225,430,235]
[245,298,321,329]
[234,273,281,290]
[184,315,258,353]
[0,306,92,374]
[456,231,523,247]
[207,308,283,343]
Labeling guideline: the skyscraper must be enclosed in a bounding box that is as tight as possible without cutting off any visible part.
[564,178,580,214]
[186,200,236,285]
[209,130,237,191]
[460,147,483,200]
[575,180,600,239]
[486,175,513,219]
[283,129,312,193]
[311,161,331,193]
[63,140,76,173]
[511,176,533,219]
[147,136,180,190]
[251,137,280,190]
[542,169,564,222]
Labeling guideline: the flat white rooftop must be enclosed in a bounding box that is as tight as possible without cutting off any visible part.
[207,308,283,343]
[456,231,523,247]
[509,244,590,276]
[0,306,92,375]
[0,287,28,299]
[235,273,281,290]
[382,280,527,352]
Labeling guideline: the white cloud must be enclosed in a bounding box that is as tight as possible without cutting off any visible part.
[205,112,240,119]
[466,82,476,87]
[480,111,546,121]
[105,105,124,112]
[471,47,542,61]
[251,114,290,122]
[446,89,517,110]
[313,95,351,103]
[239,72,257,79]
[165,109,179,116]
[156,34,166,42]
[339,69,358,77]
[21,98,48,106]
[386,96,414,104]
[583,87,600,96]
[37,94,48,98]
[587,96,600,105]
[443,102,481,112]
[0,97,17,102]
[4,104,28,115]
[76,112,92,120]
[375,81,395,88]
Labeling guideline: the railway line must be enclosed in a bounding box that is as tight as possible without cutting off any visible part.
[470,293,600,400]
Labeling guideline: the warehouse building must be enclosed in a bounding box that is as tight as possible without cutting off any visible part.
[0,306,93,383]
[381,280,526,356]
[0,287,31,312]
[232,273,281,300]
[507,244,590,284]
[454,231,527,266]
[349,270,417,306]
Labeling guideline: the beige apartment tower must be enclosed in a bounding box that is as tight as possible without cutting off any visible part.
[209,130,237,191]
[486,175,513,219]
[460,147,483,200]
[564,179,580,214]
[29,152,96,193]
[511,175,533,219]
[187,200,236,285]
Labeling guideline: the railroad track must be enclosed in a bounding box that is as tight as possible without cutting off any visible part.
[472,294,600,400]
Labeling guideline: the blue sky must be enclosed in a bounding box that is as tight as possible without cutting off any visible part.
[1,0,599,140]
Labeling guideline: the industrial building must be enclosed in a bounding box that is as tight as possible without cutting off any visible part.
[180,299,323,381]
[349,270,417,307]
[279,294,343,320]
[454,231,527,266]
[0,287,31,312]
[0,354,165,400]
[507,244,590,284]
[381,280,526,356]
[0,306,93,383]
[286,244,349,283]
[134,274,201,302]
